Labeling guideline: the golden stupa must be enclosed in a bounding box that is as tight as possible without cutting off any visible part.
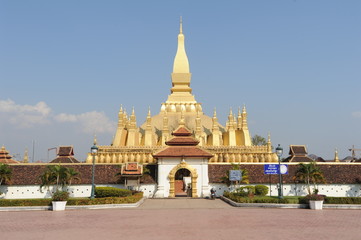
[86,20,278,164]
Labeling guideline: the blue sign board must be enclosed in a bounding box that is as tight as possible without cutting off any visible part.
[264,164,288,175]
[229,170,242,181]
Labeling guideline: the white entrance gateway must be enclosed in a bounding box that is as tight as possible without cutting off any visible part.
[153,125,213,198]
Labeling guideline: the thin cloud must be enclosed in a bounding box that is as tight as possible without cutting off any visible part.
[0,99,51,128]
[55,111,116,134]
[0,99,116,133]
[352,111,361,118]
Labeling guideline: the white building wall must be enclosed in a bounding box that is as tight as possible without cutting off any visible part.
[154,157,209,198]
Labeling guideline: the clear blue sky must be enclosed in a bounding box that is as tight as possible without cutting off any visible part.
[1,0,360,161]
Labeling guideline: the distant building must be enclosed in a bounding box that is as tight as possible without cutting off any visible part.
[0,146,19,164]
[283,145,323,162]
[50,146,80,163]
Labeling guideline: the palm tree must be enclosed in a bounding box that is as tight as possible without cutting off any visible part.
[40,165,79,192]
[293,162,326,195]
[64,167,80,187]
[0,163,12,185]
[222,164,249,186]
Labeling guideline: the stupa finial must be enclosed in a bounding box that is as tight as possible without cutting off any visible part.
[93,134,97,145]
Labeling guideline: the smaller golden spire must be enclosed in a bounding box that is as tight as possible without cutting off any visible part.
[180,16,183,34]
[23,147,29,163]
[267,132,272,153]
[146,107,152,128]
[237,107,242,129]
[334,148,340,162]
[242,104,247,113]
[213,108,217,118]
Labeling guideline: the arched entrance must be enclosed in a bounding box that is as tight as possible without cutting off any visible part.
[175,168,191,197]
[168,161,198,198]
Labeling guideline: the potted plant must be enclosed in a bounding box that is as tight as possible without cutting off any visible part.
[305,190,325,210]
[51,190,70,211]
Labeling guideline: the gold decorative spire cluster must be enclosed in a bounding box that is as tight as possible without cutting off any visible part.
[91,19,278,165]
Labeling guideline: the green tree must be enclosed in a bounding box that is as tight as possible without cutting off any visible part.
[293,162,326,195]
[39,165,79,192]
[221,164,249,187]
[0,163,12,185]
[252,135,267,146]
[65,167,80,186]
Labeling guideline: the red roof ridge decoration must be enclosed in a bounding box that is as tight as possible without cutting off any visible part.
[153,125,213,159]
[121,162,143,176]
[172,126,192,136]
[166,126,199,146]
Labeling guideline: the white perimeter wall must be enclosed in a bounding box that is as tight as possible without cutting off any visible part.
[1,183,360,199]
[209,183,361,198]
[0,184,157,199]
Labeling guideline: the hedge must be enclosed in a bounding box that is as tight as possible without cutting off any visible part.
[0,199,52,207]
[67,192,143,205]
[224,192,361,205]
[95,187,132,198]
[0,192,143,207]
[255,185,269,196]
[223,192,296,204]
[324,197,361,205]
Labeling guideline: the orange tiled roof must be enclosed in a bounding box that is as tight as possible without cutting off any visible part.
[166,137,199,146]
[154,125,213,159]
[172,127,192,136]
[121,163,143,176]
[153,146,213,158]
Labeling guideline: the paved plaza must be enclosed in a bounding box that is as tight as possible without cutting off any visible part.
[1,199,361,240]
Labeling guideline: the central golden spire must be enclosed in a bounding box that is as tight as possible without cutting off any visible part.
[162,18,201,114]
[172,17,190,74]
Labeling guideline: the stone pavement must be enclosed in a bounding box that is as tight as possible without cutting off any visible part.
[1,198,361,240]
[139,198,233,209]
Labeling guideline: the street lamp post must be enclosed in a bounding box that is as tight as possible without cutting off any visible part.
[90,141,98,199]
[276,144,283,199]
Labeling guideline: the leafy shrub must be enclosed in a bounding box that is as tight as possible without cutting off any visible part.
[324,197,361,204]
[95,187,132,198]
[52,190,70,201]
[235,186,255,197]
[0,192,143,207]
[255,185,269,196]
[0,199,52,206]
[299,194,325,204]
[67,192,143,205]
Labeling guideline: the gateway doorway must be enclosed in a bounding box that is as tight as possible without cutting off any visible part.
[175,168,191,197]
